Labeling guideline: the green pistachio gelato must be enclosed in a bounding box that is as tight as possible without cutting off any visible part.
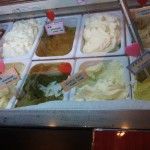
[75,60,128,101]
[16,63,71,107]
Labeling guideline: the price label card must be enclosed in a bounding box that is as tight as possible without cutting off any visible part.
[127,51,150,75]
[61,71,88,92]
[45,20,65,36]
[0,68,20,89]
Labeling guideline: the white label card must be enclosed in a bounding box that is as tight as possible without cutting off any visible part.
[61,71,88,92]
[45,20,65,36]
[0,68,20,89]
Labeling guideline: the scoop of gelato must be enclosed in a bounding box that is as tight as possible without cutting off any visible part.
[3,19,40,58]
[75,60,128,101]
[134,78,150,100]
[83,14,121,53]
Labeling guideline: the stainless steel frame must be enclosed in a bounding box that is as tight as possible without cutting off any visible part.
[0,110,150,129]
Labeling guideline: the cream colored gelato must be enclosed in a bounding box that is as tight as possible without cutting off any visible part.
[131,7,150,49]
[82,14,121,53]
[134,16,150,49]
[3,19,39,58]
[0,63,24,108]
[75,60,128,101]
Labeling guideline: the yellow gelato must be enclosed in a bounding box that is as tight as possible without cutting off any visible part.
[75,60,128,101]
[134,78,150,100]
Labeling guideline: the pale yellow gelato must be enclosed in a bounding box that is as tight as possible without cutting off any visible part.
[82,14,121,53]
[75,60,128,101]
[0,63,24,108]
[134,78,150,101]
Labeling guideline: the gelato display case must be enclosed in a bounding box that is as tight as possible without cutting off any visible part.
[0,0,150,129]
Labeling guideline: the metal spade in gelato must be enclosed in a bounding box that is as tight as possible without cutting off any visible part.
[75,60,128,101]
[36,27,76,57]
[82,14,121,53]
[16,62,72,107]
[0,63,24,108]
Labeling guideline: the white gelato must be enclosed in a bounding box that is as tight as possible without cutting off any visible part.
[82,14,121,53]
[75,60,128,101]
[3,19,40,58]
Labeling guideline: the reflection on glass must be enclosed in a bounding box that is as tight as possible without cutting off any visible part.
[116,131,126,137]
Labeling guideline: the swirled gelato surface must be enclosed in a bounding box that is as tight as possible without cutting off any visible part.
[2,19,40,58]
[75,60,128,101]
[82,14,121,53]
